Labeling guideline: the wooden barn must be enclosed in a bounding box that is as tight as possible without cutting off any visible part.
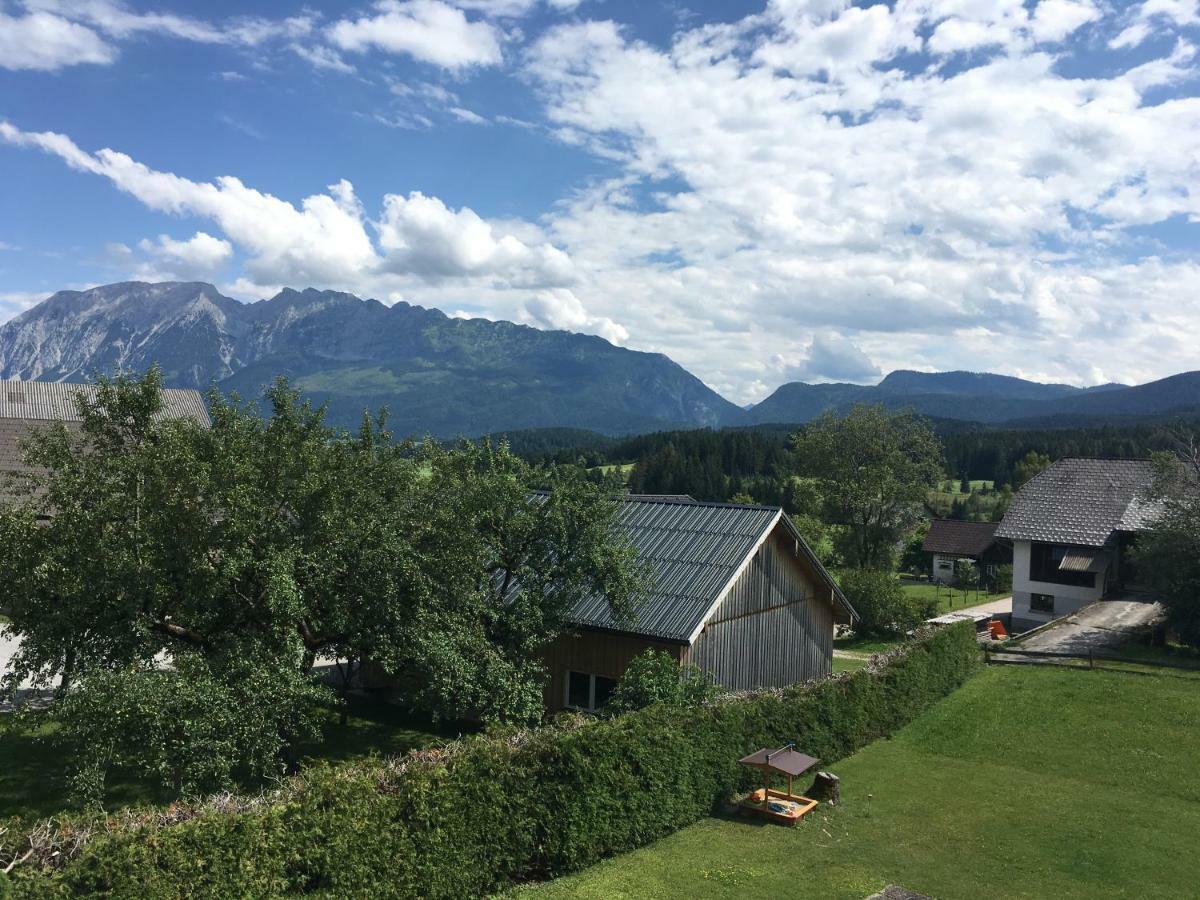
[543,495,856,712]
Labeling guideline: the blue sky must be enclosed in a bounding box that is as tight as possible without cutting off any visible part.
[1,0,1199,402]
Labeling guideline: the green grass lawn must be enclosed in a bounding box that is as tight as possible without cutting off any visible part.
[831,656,868,673]
[935,478,995,494]
[901,580,1008,615]
[0,696,460,825]
[518,665,1200,899]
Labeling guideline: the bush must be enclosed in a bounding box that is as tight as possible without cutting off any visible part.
[50,658,329,805]
[992,564,1013,594]
[607,650,721,713]
[840,568,934,636]
[6,623,980,899]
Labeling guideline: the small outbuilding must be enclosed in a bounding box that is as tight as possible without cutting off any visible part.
[921,519,1010,587]
[543,495,856,712]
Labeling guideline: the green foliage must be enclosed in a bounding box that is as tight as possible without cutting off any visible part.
[1012,450,1051,488]
[791,406,944,570]
[607,651,721,713]
[991,564,1013,594]
[899,523,929,575]
[1135,446,1200,646]
[952,558,978,589]
[840,569,935,637]
[6,625,980,898]
[0,371,646,801]
[51,659,328,805]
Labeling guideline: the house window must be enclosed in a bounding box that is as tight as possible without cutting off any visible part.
[565,671,618,712]
[1029,543,1095,588]
[1030,593,1055,614]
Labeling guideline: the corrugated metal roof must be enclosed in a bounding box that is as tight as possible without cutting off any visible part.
[0,379,210,425]
[567,495,852,642]
[994,458,1161,547]
[0,380,210,504]
[1058,548,1109,573]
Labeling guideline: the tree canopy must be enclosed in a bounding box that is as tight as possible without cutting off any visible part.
[790,406,944,570]
[1135,435,1200,647]
[0,370,646,796]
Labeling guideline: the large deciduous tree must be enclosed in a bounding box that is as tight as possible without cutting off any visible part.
[790,405,944,570]
[1134,436,1200,647]
[0,370,644,796]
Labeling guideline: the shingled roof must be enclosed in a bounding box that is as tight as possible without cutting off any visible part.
[994,458,1162,548]
[922,519,998,558]
[567,495,853,642]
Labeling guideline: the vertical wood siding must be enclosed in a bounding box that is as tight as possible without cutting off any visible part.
[682,530,834,690]
[542,631,683,711]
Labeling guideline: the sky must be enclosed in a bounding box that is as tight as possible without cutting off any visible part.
[0,0,1198,404]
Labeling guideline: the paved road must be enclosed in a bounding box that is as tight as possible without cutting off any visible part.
[1015,600,1164,654]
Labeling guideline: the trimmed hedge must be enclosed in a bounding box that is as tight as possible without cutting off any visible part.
[11,622,980,898]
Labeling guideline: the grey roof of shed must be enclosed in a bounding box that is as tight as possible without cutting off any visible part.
[567,495,853,643]
[0,380,210,501]
[994,458,1162,548]
[0,379,210,425]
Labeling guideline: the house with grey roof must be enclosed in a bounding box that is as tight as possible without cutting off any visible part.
[995,458,1162,631]
[921,519,1010,587]
[0,378,210,505]
[543,495,856,712]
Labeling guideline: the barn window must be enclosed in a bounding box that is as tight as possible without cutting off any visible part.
[565,671,617,712]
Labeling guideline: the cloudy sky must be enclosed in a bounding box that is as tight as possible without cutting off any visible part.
[1,0,1198,402]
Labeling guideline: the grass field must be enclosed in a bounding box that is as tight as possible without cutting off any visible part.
[0,697,461,824]
[518,665,1200,899]
[901,580,1009,615]
[935,479,995,494]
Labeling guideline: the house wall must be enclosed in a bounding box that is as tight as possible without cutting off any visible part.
[932,553,958,584]
[542,631,683,713]
[682,529,834,691]
[1010,539,1110,631]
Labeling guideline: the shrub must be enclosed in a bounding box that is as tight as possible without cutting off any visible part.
[50,657,328,805]
[992,564,1013,594]
[840,568,934,636]
[607,650,721,713]
[6,623,980,899]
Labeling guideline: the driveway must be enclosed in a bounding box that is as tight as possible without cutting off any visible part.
[1015,600,1165,655]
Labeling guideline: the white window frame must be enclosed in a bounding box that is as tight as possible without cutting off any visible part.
[564,670,615,712]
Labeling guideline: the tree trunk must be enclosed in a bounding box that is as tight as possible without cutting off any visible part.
[807,771,840,804]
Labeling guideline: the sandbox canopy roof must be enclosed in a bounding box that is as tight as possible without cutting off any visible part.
[738,746,820,778]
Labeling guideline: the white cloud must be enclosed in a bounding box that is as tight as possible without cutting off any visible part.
[777,334,881,383]
[137,232,233,280]
[1030,0,1099,43]
[23,0,315,45]
[0,11,115,71]
[0,122,604,337]
[328,0,503,70]
[520,3,1200,401]
[449,106,488,123]
[377,191,573,285]
[1111,0,1200,48]
[519,287,627,343]
[0,291,51,319]
[290,43,355,74]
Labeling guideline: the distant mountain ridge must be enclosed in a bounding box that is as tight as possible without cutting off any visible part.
[0,282,745,437]
[1,281,1197,436]
[746,368,1200,426]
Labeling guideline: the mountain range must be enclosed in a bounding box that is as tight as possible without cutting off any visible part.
[1,281,1197,437]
